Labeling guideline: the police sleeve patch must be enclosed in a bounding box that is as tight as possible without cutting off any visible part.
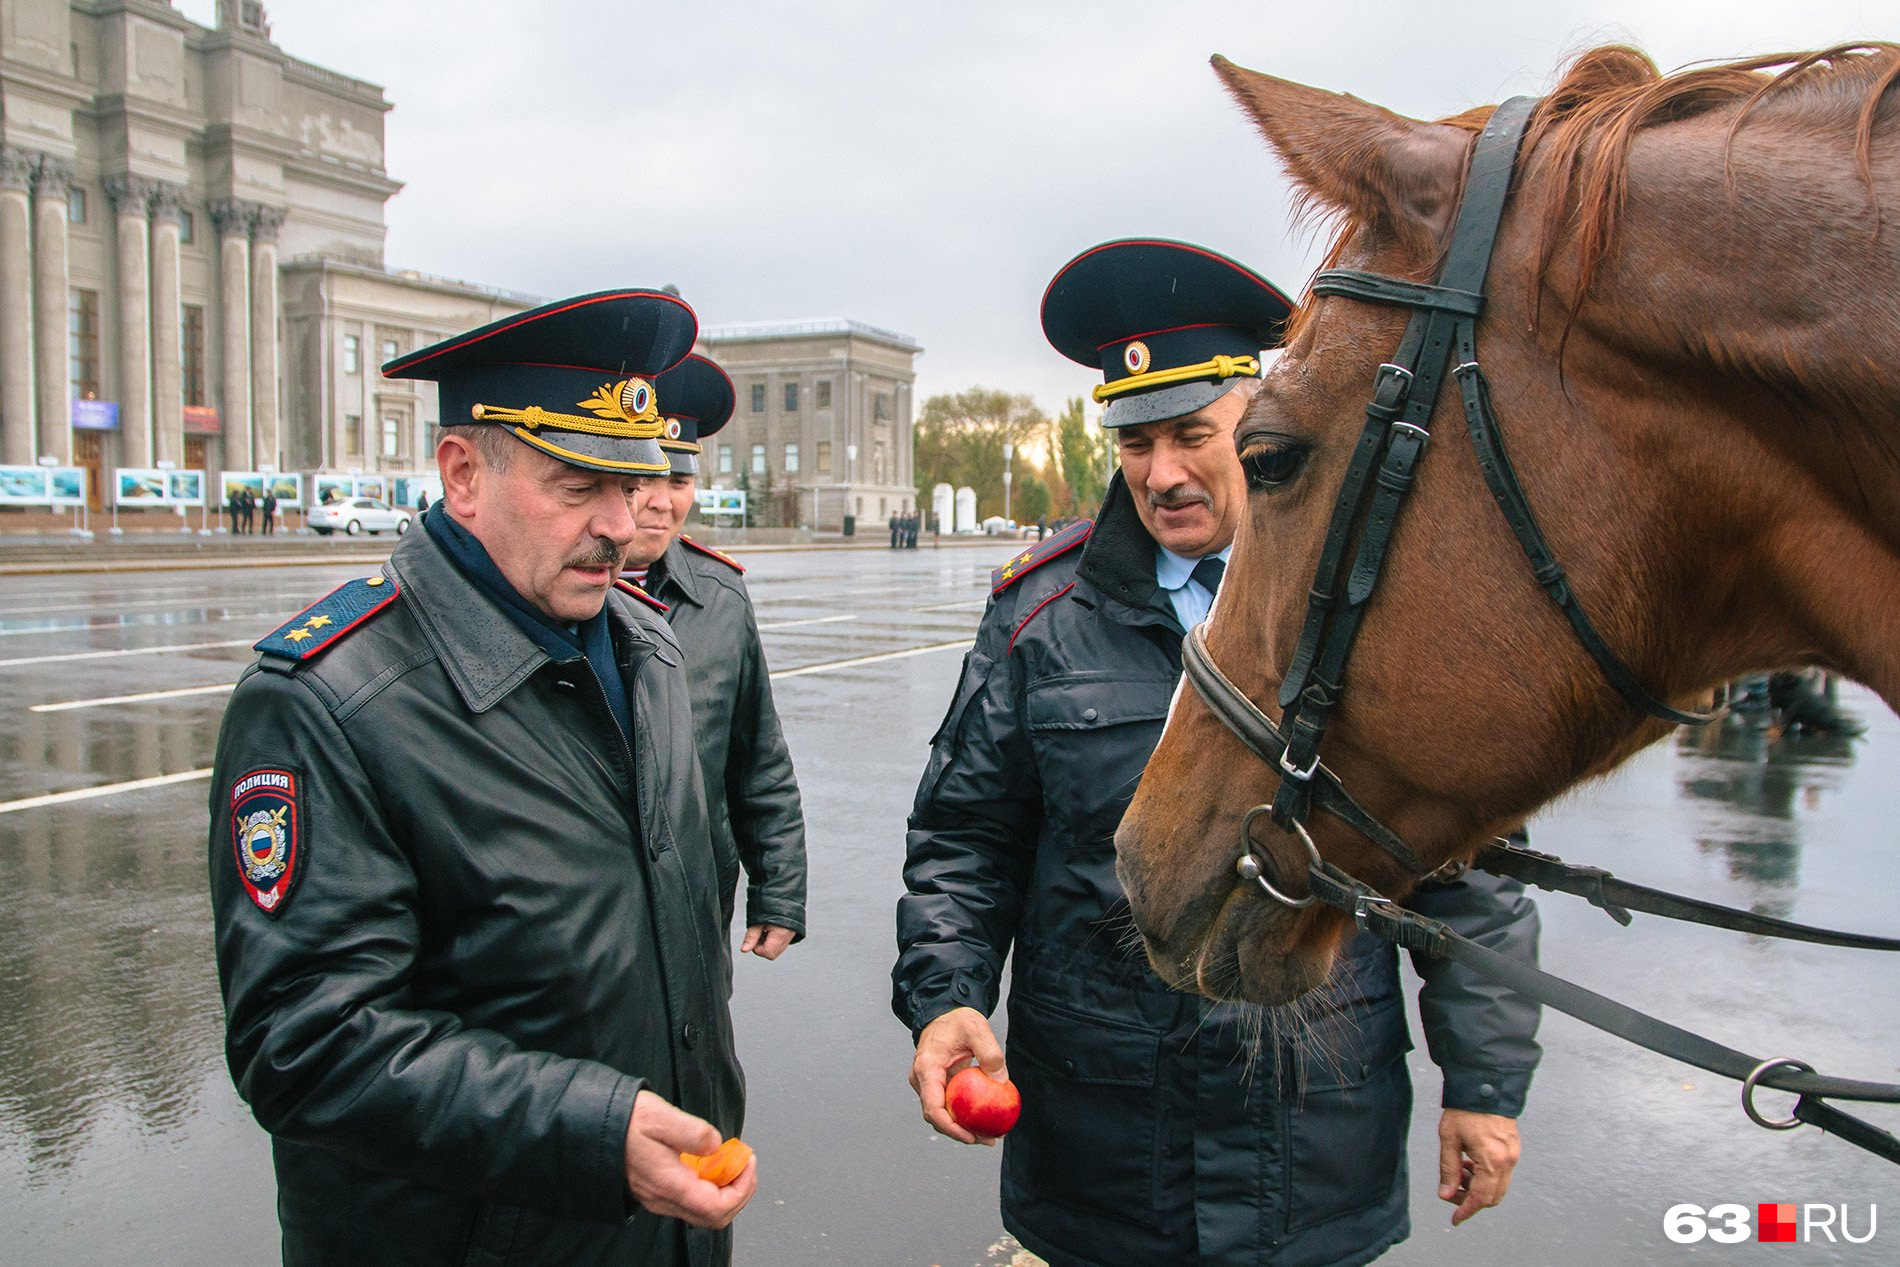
[230,767,305,915]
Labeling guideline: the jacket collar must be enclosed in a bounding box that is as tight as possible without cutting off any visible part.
[646,537,705,610]
[1074,471,1180,631]
[385,526,557,714]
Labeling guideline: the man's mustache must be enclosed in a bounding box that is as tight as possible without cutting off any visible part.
[565,538,624,569]
[1148,486,1212,511]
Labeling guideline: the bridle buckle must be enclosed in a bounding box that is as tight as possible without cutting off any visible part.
[1353,892,1396,931]
[1278,746,1321,782]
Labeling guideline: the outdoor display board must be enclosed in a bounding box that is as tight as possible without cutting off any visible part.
[312,474,394,506]
[695,487,747,519]
[0,465,87,506]
[223,471,304,508]
[116,468,207,507]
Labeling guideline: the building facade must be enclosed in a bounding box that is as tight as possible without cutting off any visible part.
[697,319,919,532]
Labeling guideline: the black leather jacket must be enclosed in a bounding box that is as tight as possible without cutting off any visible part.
[208,526,742,1267]
[642,537,807,939]
[894,475,1542,1267]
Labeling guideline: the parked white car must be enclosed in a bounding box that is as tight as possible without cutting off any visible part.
[309,497,412,537]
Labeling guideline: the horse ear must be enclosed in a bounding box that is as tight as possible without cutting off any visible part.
[1211,55,1471,255]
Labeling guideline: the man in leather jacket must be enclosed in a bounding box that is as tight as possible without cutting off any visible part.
[628,353,808,961]
[208,292,753,1267]
[894,241,1542,1267]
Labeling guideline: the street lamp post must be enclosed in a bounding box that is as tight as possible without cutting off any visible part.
[1002,441,1013,525]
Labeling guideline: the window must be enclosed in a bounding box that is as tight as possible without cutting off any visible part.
[382,417,401,458]
[344,414,362,457]
[67,188,86,225]
[343,334,360,375]
[750,443,766,476]
[68,288,99,399]
[783,443,799,474]
[816,440,832,473]
[178,210,194,244]
[750,383,765,413]
[783,382,799,412]
[181,305,206,406]
[718,443,733,475]
[815,380,831,409]
[875,392,891,421]
[381,338,399,365]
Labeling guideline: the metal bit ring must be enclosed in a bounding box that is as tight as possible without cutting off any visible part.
[1235,806,1323,909]
[1741,1057,1814,1131]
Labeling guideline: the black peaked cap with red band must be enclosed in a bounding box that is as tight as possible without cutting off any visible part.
[652,353,736,477]
[382,289,697,475]
[1041,239,1293,428]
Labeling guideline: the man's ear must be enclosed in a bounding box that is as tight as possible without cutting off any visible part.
[437,433,482,520]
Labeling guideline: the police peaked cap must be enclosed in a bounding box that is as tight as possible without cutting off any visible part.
[383,289,698,474]
[1041,239,1294,428]
[652,354,736,477]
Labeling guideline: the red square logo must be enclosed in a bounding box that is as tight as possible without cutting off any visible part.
[1759,1203,1797,1243]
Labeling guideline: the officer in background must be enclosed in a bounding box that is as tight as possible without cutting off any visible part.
[626,352,808,960]
[209,291,752,1267]
[894,240,1542,1266]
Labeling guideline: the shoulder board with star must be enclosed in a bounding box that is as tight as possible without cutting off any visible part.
[680,535,745,574]
[254,576,399,662]
[992,520,1092,594]
[615,578,670,614]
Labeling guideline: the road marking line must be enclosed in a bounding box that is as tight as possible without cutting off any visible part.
[0,638,254,669]
[30,683,237,712]
[756,614,858,631]
[0,768,214,815]
[769,639,970,680]
[911,599,989,612]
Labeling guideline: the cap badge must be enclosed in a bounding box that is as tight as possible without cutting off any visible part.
[1124,341,1151,375]
[665,418,684,440]
[469,377,665,440]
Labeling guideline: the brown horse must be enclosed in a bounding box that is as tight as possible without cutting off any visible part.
[1116,44,1900,1006]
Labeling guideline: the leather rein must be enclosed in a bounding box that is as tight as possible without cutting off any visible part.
[1180,96,1900,1163]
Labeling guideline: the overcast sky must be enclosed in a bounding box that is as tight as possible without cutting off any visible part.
[178,0,1886,415]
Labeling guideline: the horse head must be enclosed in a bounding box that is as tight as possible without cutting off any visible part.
[1116,45,1900,1005]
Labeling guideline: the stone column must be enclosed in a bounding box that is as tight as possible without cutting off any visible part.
[249,206,284,467]
[31,157,74,464]
[104,174,154,467]
[0,149,36,464]
[210,199,253,471]
[149,183,187,465]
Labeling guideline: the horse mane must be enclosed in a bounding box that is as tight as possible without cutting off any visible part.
[1284,42,1900,342]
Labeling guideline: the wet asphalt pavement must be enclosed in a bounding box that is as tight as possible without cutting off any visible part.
[0,543,1894,1266]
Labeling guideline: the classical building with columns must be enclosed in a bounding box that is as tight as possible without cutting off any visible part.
[0,0,530,516]
[697,320,920,532]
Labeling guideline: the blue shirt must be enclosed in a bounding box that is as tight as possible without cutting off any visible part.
[1155,542,1231,631]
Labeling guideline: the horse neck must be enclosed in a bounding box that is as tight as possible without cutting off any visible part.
[1562,119,1900,540]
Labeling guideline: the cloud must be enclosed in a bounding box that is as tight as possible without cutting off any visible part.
[195,0,1888,410]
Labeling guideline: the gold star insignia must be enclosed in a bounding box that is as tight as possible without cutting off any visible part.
[1001,564,1017,580]
[285,629,312,643]
[305,615,333,629]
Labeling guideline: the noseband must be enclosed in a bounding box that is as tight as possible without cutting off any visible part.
[1179,96,1900,1164]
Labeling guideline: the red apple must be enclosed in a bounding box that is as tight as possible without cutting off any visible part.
[945,1066,1021,1137]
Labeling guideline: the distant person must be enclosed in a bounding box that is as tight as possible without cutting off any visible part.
[889,513,901,549]
[626,353,807,962]
[904,512,918,549]
[261,488,277,535]
[321,487,338,505]
[416,489,430,513]
[228,487,243,534]
[239,488,256,535]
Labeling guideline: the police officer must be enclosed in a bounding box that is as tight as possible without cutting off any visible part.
[209,291,752,1267]
[627,352,808,960]
[894,240,1543,1266]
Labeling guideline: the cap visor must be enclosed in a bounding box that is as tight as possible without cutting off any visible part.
[1102,379,1234,428]
[508,428,670,474]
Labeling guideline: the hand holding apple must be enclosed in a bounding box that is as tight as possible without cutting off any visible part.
[945,1066,1021,1138]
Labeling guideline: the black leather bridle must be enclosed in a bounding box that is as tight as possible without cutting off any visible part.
[1178,96,1900,1163]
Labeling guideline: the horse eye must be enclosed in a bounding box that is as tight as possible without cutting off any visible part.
[1240,442,1306,490]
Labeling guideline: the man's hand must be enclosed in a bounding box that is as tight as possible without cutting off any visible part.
[1437,1108,1520,1226]
[909,1006,1006,1147]
[624,1090,756,1228]
[740,924,795,960]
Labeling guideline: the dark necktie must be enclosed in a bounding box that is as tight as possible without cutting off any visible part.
[1190,555,1226,596]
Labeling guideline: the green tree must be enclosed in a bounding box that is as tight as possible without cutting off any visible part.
[913,387,1048,520]
[1054,396,1107,516]
[1015,469,1052,526]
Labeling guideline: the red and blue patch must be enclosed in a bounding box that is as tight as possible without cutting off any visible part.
[229,767,303,916]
